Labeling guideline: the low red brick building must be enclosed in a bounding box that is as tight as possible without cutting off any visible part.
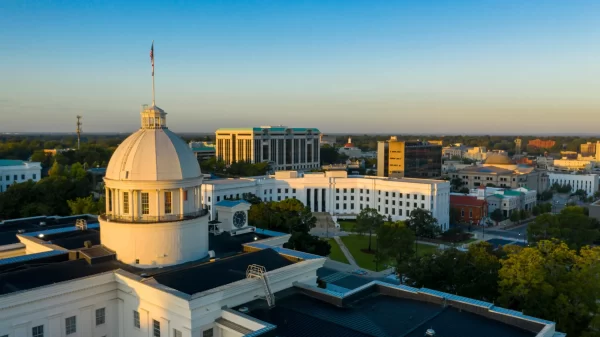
[450,194,488,225]
[528,139,556,149]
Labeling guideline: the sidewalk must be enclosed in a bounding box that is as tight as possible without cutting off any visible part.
[333,236,358,267]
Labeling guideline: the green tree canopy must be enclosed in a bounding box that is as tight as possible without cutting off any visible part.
[355,207,384,252]
[406,209,441,239]
[377,221,415,277]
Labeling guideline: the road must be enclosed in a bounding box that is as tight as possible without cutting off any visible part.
[481,223,529,241]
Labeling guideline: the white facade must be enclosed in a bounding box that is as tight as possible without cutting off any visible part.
[201,171,451,231]
[215,126,321,171]
[100,104,209,268]
[0,254,324,337]
[0,160,41,192]
[551,159,593,172]
[548,173,599,195]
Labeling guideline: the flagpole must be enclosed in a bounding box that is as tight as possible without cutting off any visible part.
[152,40,155,106]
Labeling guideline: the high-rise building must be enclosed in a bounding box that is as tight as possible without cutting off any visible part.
[215,126,321,171]
[377,137,442,178]
[580,141,600,157]
[514,137,522,155]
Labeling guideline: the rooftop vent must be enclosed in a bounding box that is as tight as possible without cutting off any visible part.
[238,307,249,313]
[425,328,436,336]
[75,219,87,230]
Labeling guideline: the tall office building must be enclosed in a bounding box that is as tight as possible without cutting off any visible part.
[377,137,442,178]
[215,126,321,171]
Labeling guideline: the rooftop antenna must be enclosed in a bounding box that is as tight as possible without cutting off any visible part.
[150,40,155,106]
[76,115,82,150]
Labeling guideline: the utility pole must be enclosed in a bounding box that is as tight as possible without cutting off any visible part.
[76,115,82,150]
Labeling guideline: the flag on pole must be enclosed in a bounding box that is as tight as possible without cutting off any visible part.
[150,41,154,76]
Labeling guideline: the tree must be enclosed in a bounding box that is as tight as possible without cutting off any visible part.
[284,232,331,256]
[355,207,384,252]
[532,205,540,216]
[377,221,415,278]
[48,161,65,177]
[248,198,316,233]
[67,196,100,215]
[459,187,470,194]
[519,209,528,221]
[574,189,588,201]
[449,207,461,224]
[490,209,504,225]
[406,209,441,239]
[509,211,520,223]
[539,190,553,201]
[403,242,502,301]
[498,240,600,336]
[69,162,88,181]
[450,177,464,192]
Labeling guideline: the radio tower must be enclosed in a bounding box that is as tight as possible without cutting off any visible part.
[76,115,82,150]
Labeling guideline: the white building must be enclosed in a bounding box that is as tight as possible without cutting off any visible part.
[215,126,321,171]
[201,170,451,231]
[548,173,599,195]
[338,137,363,158]
[551,158,593,172]
[0,160,42,192]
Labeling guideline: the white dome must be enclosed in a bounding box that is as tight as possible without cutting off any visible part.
[105,128,201,181]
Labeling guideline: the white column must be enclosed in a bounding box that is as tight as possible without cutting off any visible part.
[180,187,185,215]
[129,190,137,220]
[105,187,110,214]
[111,188,116,215]
[156,189,161,218]
[115,189,120,215]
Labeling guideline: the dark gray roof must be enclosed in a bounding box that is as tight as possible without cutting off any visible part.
[244,291,537,337]
[152,249,293,295]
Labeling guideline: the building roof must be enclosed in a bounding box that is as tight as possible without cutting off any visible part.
[0,160,26,167]
[484,153,515,165]
[105,128,201,181]
[216,127,320,133]
[450,195,486,207]
[152,248,293,295]
[459,166,514,174]
[244,290,538,337]
[215,200,251,208]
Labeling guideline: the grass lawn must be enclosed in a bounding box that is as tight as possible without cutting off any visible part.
[327,239,349,264]
[340,235,439,271]
[338,220,356,232]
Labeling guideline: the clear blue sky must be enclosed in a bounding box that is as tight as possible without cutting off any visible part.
[1,0,600,134]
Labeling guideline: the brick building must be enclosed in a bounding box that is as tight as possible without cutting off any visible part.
[528,139,556,149]
[450,194,488,225]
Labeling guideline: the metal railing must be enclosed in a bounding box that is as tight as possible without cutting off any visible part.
[100,208,208,224]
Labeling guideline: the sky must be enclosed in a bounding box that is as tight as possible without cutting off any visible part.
[1,0,600,134]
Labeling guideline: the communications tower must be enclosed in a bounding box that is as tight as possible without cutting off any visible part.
[76,115,82,150]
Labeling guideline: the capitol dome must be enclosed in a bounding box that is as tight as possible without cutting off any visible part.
[484,153,515,165]
[105,105,200,181]
[100,103,209,269]
[482,153,517,170]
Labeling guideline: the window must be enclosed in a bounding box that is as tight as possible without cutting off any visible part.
[21,174,25,180]
[174,329,182,337]
[399,193,403,197]
[421,195,425,200]
[336,188,339,193]
[360,196,363,201]
[141,193,149,214]
[360,189,363,193]
[336,203,339,209]
[469,209,473,218]
[351,204,354,209]
[96,308,106,325]
[421,203,425,209]
[33,173,37,179]
[164,191,172,214]
[461,209,465,217]
[123,192,129,213]
[13,175,17,181]
[32,325,44,337]
[153,320,160,337]
[385,207,388,214]
[343,204,347,209]
[414,195,417,200]
[385,192,389,196]
[399,201,403,206]
[336,196,339,200]
[133,311,140,328]
[351,188,354,193]
[343,196,347,200]
[392,209,395,215]
[277,188,281,193]
[5,175,8,181]
[66,316,76,335]
[285,188,289,193]
[217,196,220,202]
[292,188,296,193]
[407,194,410,199]
[203,328,214,337]
[264,189,267,194]
[399,209,403,216]
[392,192,396,197]
[414,203,417,208]
[277,196,281,201]
[366,189,370,194]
